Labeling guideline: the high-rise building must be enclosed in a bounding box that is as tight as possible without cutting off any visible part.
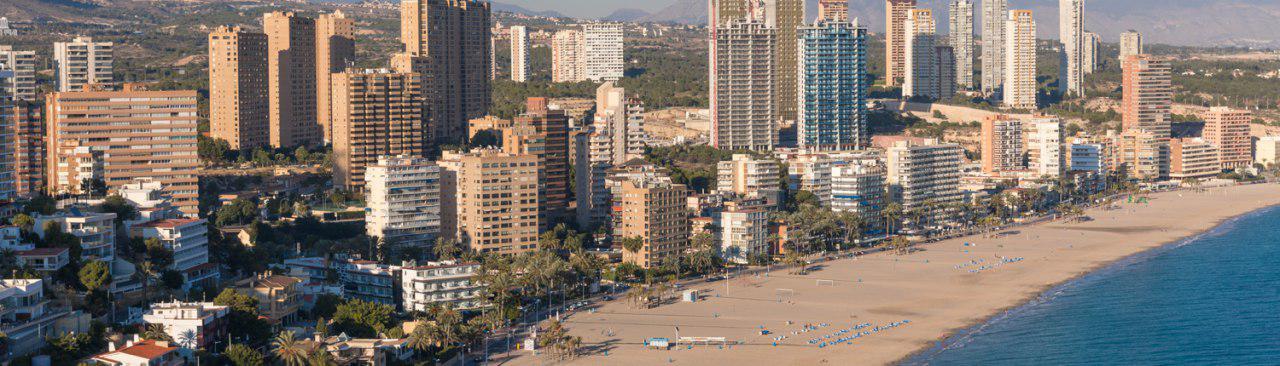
[509,25,530,82]
[447,149,540,255]
[1120,30,1144,66]
[614,173,689,269]
[0,46,37,101]
[796,12,868,151]
[574,125,613,229]
[1024,117,1065,177]
[885,139,963,211]
[263,12,321,148]
[1003,10,1037,110]
[582,23,625,82]
[818,0,849,22]
[717,153,783,207]
[1059,0,1085,97]
[1169,138,1220,179]
[1115,129,1167,180]
[885,0,917,87]
[720,203,769,264]
[935,45,957,99]
[594,82,645,164]
[11,101,42,198]
[711,18,776,151]
[0,72,13,202]
[316,11,357,143]
[981,115,1024,173]
[401,0,492,144]
[1070,143,1107,174]
[1121,55,1172,140]
[771,0,803,125]
[505,98,572,228]
[980,0,1007,95]
[53,37,113,92]
[1082,31,1101,74]
[830,158,887,223]
[1202,106,1252,170]
[208,26,270,150]
[331,69,427,189]
[45,87,200,215]
[551,29,584,83]
[903,9,938,100]
[948,0,975,89]
[365,155,441,251]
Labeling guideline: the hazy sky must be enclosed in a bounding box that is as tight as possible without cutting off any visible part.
[501,0,674,18]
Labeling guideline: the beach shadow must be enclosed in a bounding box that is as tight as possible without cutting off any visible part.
[580,338,622,356]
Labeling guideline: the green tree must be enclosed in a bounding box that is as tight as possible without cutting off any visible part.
[433,237,463,261]
[311,294,343,319]
[225,343,265,366]
[331,299,395,338]
[620,236,644,254]
[161,270,184,289]
[78,260,112,291]
[214,288,270,344]
[10,213,34,232]
[271,331,308,366]
[142,324,173,342]
[99,195,140,224]
[216,199,259,226]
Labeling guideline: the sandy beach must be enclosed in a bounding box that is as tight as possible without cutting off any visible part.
[499,183,1280,365]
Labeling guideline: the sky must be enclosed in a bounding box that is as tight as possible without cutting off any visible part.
[500,0,674,18]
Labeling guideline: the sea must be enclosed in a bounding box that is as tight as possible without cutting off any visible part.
[906,206,1280,365]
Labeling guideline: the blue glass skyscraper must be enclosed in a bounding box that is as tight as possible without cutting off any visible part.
[796,13,867,151]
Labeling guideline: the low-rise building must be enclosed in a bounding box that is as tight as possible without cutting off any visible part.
[830,159,888,224]
[140,301,229,350]
[232,274,301,326]
[1170,138,1220,179]
[335,260,399,306]
[34,210,116,262]
[400,260,484,312]
[89,338,183,366]
[1,279,71,360]
[1255,136,1280,167]
[720,204,769,264]
[131,218,217,289]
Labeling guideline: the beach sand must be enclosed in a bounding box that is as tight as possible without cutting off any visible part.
[497,183,1280,365]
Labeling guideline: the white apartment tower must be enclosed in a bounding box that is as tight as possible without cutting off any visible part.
[885,139,963,211]
[1003,10,1037,110]
[551,29,584,82]
[1024,117,1065,178]
[980,0,1007,95]
[509,25,530,82]
[583,23,625,82]
[830,159,887,223]
[0,46,37,100]
[903,9,938,100]
[53,37,113,92]
[948,0,974,89]
[365,155,442,251]
[1082,32,1101,74]
[1059,0,1085,97]
[711,19,776,151]
[1120,30,1144,66]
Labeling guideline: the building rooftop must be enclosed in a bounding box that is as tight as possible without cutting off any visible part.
[95,340,177,362]
[134,218,203,229]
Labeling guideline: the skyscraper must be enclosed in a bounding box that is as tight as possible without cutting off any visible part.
[903,9,938,99]
[1121,54,1171,178]
[401,0,492,144]
[980,0,1007,94]
[446,149,540,255]
[331,69,427,189]
[45,87,200,215]
[711,16,776,151]
[551,29,584,82]
[582,23,625,82]
[0,46,37,101]
[594,82,646,164]
[11,101,42,199]
[1120,30,1144,66]
[1082,31,1101,74]
[885,0,917,87]
[509,25,530,82]
[316,11,356,143]
[797,8,868,151]
[1003,10,1037,110]
[769,0,803,125]
[53,37,113,92]
[1024,116,1064,177]
[948,0,974,89]
[365,155,441,252]
[1059,0,1084,97]
[0,72,13,201]
[263,12,321,148]
[208,26,269,150]
[505,98,571,229]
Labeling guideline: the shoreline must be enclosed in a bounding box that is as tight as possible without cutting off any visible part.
[895,202,1279,365]
[504,183,1280,366]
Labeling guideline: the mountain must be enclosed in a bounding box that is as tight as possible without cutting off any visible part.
[604,8,652,22]
[491,2,568,18]
[637,0,1280,48]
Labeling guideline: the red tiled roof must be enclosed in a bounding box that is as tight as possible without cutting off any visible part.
[99,340,176,361]
[135,218,202,228]
[17,247,69,256]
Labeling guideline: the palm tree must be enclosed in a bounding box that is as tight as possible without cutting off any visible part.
[406,320,436,352]
[889,236,912,255]
[433,238,462,261]
[272,330,308,366]
[142,324,172,342]
[306,346,337,366]
[175,329,197,350]
[883,203,903,236]
[620,236,644,254]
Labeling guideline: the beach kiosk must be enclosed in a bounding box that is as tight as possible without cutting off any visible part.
[646,338,671,349]
[682,289,699,302]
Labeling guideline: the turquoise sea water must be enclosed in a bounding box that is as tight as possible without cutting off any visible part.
[907,206,1280,365]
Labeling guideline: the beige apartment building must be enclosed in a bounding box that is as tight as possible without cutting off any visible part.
[316,11,356,143]
[447,149,540,255]
[981,115,1024,173]
[264,11,321,148]
[1202,106,1252,170]
[503,98,571,228]
[401,0,491,144]
[233,274,301,326]
[615,175,689,269]
[885,0,917,87]
[1170,138,1220,179]
[1003,10,1037,110]
[551,29,584,83]
[45,87,200,215]
[0,45,38,100]
[12,101,43,198]
[208,26,269,150]
[331,69,427,189]
[1122,55,1172,139]
[53,37,113,92]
